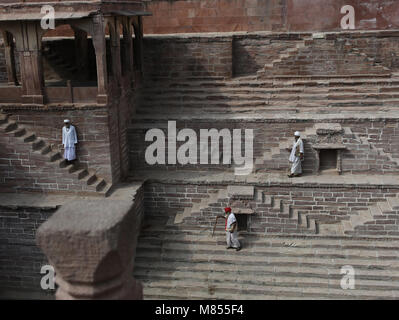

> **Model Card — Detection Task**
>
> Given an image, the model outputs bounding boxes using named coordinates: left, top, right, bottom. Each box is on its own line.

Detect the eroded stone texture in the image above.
left=36, top=199, right=143, bottom=300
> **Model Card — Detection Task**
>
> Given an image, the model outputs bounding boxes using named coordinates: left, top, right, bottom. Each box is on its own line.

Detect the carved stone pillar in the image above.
left=36, top=199, right=143, bottom=300
left=108, top=18, right=122, bottom=85
left=92, top=15, right=108, bottom=104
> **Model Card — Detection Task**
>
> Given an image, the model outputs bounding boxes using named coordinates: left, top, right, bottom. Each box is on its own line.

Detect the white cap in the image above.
left=294, top=131, right=301, bottom=137
left=64, top=119, right=70, bottom=123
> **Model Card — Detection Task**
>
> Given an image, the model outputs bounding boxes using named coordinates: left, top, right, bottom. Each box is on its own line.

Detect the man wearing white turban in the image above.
left=62, top=119, right=78, bottom=164
left=288, top=131, right=304, bottom=178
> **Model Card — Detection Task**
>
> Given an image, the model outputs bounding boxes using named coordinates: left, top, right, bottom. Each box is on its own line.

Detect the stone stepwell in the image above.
left=134, top=208, right=399, bottom=300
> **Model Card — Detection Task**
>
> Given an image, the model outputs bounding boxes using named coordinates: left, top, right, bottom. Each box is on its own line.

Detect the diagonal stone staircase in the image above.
left=341, top=196, right=399, bottom=236
left=257, top=35, right=391, bottom=78
left=256, top=37, right=311, bottom=77
left=0, top=113, right=112, bottom=196
left=134, top=220, right=399, bottom=299
left=174, top=188, right=228, bottom=224
left=344, top=127, right=399, bottom=168
left=256, top=190, right=318, bottom=234
left=254, top=124, right=318, bottom=172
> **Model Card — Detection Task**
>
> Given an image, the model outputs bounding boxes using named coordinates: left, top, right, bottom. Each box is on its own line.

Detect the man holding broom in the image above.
left=224, top=207, right=241, bottom=251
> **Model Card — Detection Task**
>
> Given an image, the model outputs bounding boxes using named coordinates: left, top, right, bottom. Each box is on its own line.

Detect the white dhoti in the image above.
left=62, top=125, right=78, bottom=161
left=225, top=212, right=241, bottom=249
left=290, top=157, right=302, bottom=174
left=64, top=146, right=76, bottom=161
left=289, top=138, right=304, bottom=175
left=226, top=231, right=241, bottom=249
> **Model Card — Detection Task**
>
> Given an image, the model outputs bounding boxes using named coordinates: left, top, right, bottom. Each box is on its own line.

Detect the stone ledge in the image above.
left=128, top=171, right=399, bottom=189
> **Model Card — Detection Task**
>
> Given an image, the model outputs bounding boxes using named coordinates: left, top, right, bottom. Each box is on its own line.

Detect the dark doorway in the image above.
left=236, top=214, right=248, bottom=232
left=319, top=149, right=337, bottom=171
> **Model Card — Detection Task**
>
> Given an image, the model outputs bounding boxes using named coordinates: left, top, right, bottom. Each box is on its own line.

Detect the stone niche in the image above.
left=312, top=123, right=346, bottom=175
left=227, top=186, right=255, bottom=232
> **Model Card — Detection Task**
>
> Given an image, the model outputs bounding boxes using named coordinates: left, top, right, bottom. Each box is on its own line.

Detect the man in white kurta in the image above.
left=62, top=119, right=78, bottom=163
left=224, top=207, right=241, bottom=251
left=288, top=131, right=304, bottom=178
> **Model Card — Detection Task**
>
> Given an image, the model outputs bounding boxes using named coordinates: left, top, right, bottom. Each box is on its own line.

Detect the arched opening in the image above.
left=41, top=24, right=97, bottom=87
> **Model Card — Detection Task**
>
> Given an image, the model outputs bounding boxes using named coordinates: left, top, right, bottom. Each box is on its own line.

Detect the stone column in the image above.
left=108, top=18, right=122, bottom=85
left=92, top=15, right=108, bottom=104
left=132, top=16, right=144, bottom=87
left=36, top=199, right=143, bottom=300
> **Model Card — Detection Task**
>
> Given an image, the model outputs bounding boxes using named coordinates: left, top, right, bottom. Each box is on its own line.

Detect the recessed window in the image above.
left=319, top=149, right=337, bottom=171
left=236, top=214, right=248, bottom=232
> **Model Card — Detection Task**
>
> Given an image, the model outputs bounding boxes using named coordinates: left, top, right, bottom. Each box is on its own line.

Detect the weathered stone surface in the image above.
left=36, top=199, right=143, bottom=300
left=315, top=123, right=343, bottom=135
left=227, top=185, right=255, bottom=199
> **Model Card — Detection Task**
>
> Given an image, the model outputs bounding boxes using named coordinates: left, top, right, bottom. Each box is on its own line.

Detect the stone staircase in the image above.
left=257, top=37, right=311, bottom=77
left=257, top=35, right=390, bottom=78
left=341, top=196, right=399, bottom=236
left=344, top=127, right=399, bottom=168
left=136, top=76, right=399, bottom=117
left=0, top=113, right=112, bottom=196
left=256, top=189, right=319, bottom=234
left=174, top=188, right=228, bottom=224
left=173, top=186, right=319, bottom=234
left=254, top=124, right=318, bottom=172
left=134, top=222, right=399, bottom=299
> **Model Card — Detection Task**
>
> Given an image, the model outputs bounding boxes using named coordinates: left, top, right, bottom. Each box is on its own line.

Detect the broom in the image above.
left=212, top=215, right=226, bottom=237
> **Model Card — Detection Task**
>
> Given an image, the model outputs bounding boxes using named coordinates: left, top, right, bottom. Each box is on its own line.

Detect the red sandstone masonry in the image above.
left=0, top=206, right=55, bottom=297
left=141, top=32, right=399, bottom=83
left=143, top=36, right=233, bottom=80
left=5, top=109, right=114, bottom=183
left=142, top=0, right=399, bottom=34
left=144, top=183, right=399, bottom=236
left=129, top=119, right=399, bottom=175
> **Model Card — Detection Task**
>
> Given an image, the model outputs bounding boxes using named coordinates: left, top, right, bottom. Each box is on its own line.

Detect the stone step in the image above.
left=136, top=240, right=398, bottom=261
left=143, top=78, right=399, bottom=89
left=1, top=121, right=17, bottom=132
left=137, top=226, right=399, bottom=248
left=137, top=277, right=399, bottom=300
left=134, top=267, right=399, bottom=292
left=137, top=101, right=399, bottom=112
left=134, top=251, right=399, bottom=278
left=142, top=91, right=399, bottom=99
left=134, top=246, right=399, bottom=269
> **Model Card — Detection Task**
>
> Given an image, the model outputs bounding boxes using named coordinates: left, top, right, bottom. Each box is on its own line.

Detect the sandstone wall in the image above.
left=129, top=119, right=399, bottom=175
left=142, top=0, right=399, bottom=34
left=144, top=182, right=399, bottom=237
left=143, top=35, right=233, bottom=80
left=0, top=108, right=116, bottom=193
left=0, top=206, right=55, bottom=299
left=142, top=32, right=399, bottom=80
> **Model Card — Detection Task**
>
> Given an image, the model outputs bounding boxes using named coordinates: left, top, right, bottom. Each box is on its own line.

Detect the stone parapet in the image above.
left=36, top=194, right=144, bottom=300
